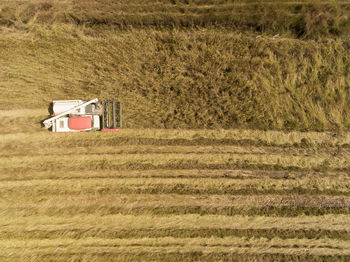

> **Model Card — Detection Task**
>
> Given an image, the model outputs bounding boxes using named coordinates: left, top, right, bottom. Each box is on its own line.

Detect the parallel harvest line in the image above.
left=1, top=145, right=334, bottom=157
left=2, top=227, right=350, bottom=241
left=1, top=237, right=350, bottom=255
left=2, top=194, right=350, bottom=216
left=2, top=128, right=350, bottom=147
left=1, top=214, right=348, bottom=231
left=3, top=252, right=348, bottom=262
left=1, top=169, right=348, bottom=182
left=1, top=153, right=350, bottom=173
left=0, top=177, right=349, bottom=196
left=3, top=204, right=350, bottom=217
left=3, top=194, right=349, bottom=208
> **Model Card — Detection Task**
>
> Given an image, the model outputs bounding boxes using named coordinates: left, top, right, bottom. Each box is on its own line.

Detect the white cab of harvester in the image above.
left=53, top=117, right=70, bottom=132
left=43, top=98, right=122, bottom=132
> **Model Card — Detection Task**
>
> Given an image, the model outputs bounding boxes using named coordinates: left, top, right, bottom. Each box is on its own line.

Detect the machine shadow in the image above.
left=39, top=102, right=53, bottom=129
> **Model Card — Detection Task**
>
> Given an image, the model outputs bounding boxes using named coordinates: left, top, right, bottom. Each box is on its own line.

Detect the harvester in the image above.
left=43, top=98, right=122, bottom=132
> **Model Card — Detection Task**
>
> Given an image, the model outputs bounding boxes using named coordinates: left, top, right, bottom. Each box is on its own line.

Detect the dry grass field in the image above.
left=1, top=1, right=350, bottom=131
left=1, top=0, right=350, bottom=261
left=1, top=110, right=350, bottom=261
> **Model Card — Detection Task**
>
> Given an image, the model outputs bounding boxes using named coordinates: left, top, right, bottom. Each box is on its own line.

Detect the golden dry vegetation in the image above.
left=1, top=0, right=350, bottom=261
left=1, top=111, right=350, bottom=261
left=1, top=1, right=350, bottom=130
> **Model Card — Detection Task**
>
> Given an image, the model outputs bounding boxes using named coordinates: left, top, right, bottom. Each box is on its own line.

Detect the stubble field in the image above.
left=1, top=110, right=350, bottom=261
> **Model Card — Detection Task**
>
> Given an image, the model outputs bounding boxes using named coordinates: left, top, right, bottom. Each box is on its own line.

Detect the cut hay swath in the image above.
left=0, top=110, right=350, bottom=261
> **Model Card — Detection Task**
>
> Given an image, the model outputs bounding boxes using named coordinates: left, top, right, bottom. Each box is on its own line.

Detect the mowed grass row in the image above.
left=0, top=110, right=46, bottom=134
left=0, top=175, right=349, bottom=196
left=1, top=126, right=350, bottom=218
left=2, top=237, right=350, bottom=262
left=1, top=214, right=349, bottom=240
left=2, top=121, right=350, bottom=260
left=3, top=132, right=349, bottom=150
left=0, top=144, right=339, bottom=157
left=1, top=169, right=347, bottom=182
left=2, top=252, right=349, bottom=262
left=2, top=194, right=350, bottom=217
left=2, top=152, right=350, bottom=173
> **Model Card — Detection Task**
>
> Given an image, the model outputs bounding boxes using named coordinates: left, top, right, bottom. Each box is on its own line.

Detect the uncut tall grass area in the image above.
left=1, top=0, right=350, bottom=130
left=1, top=0, right=350, bottom=261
